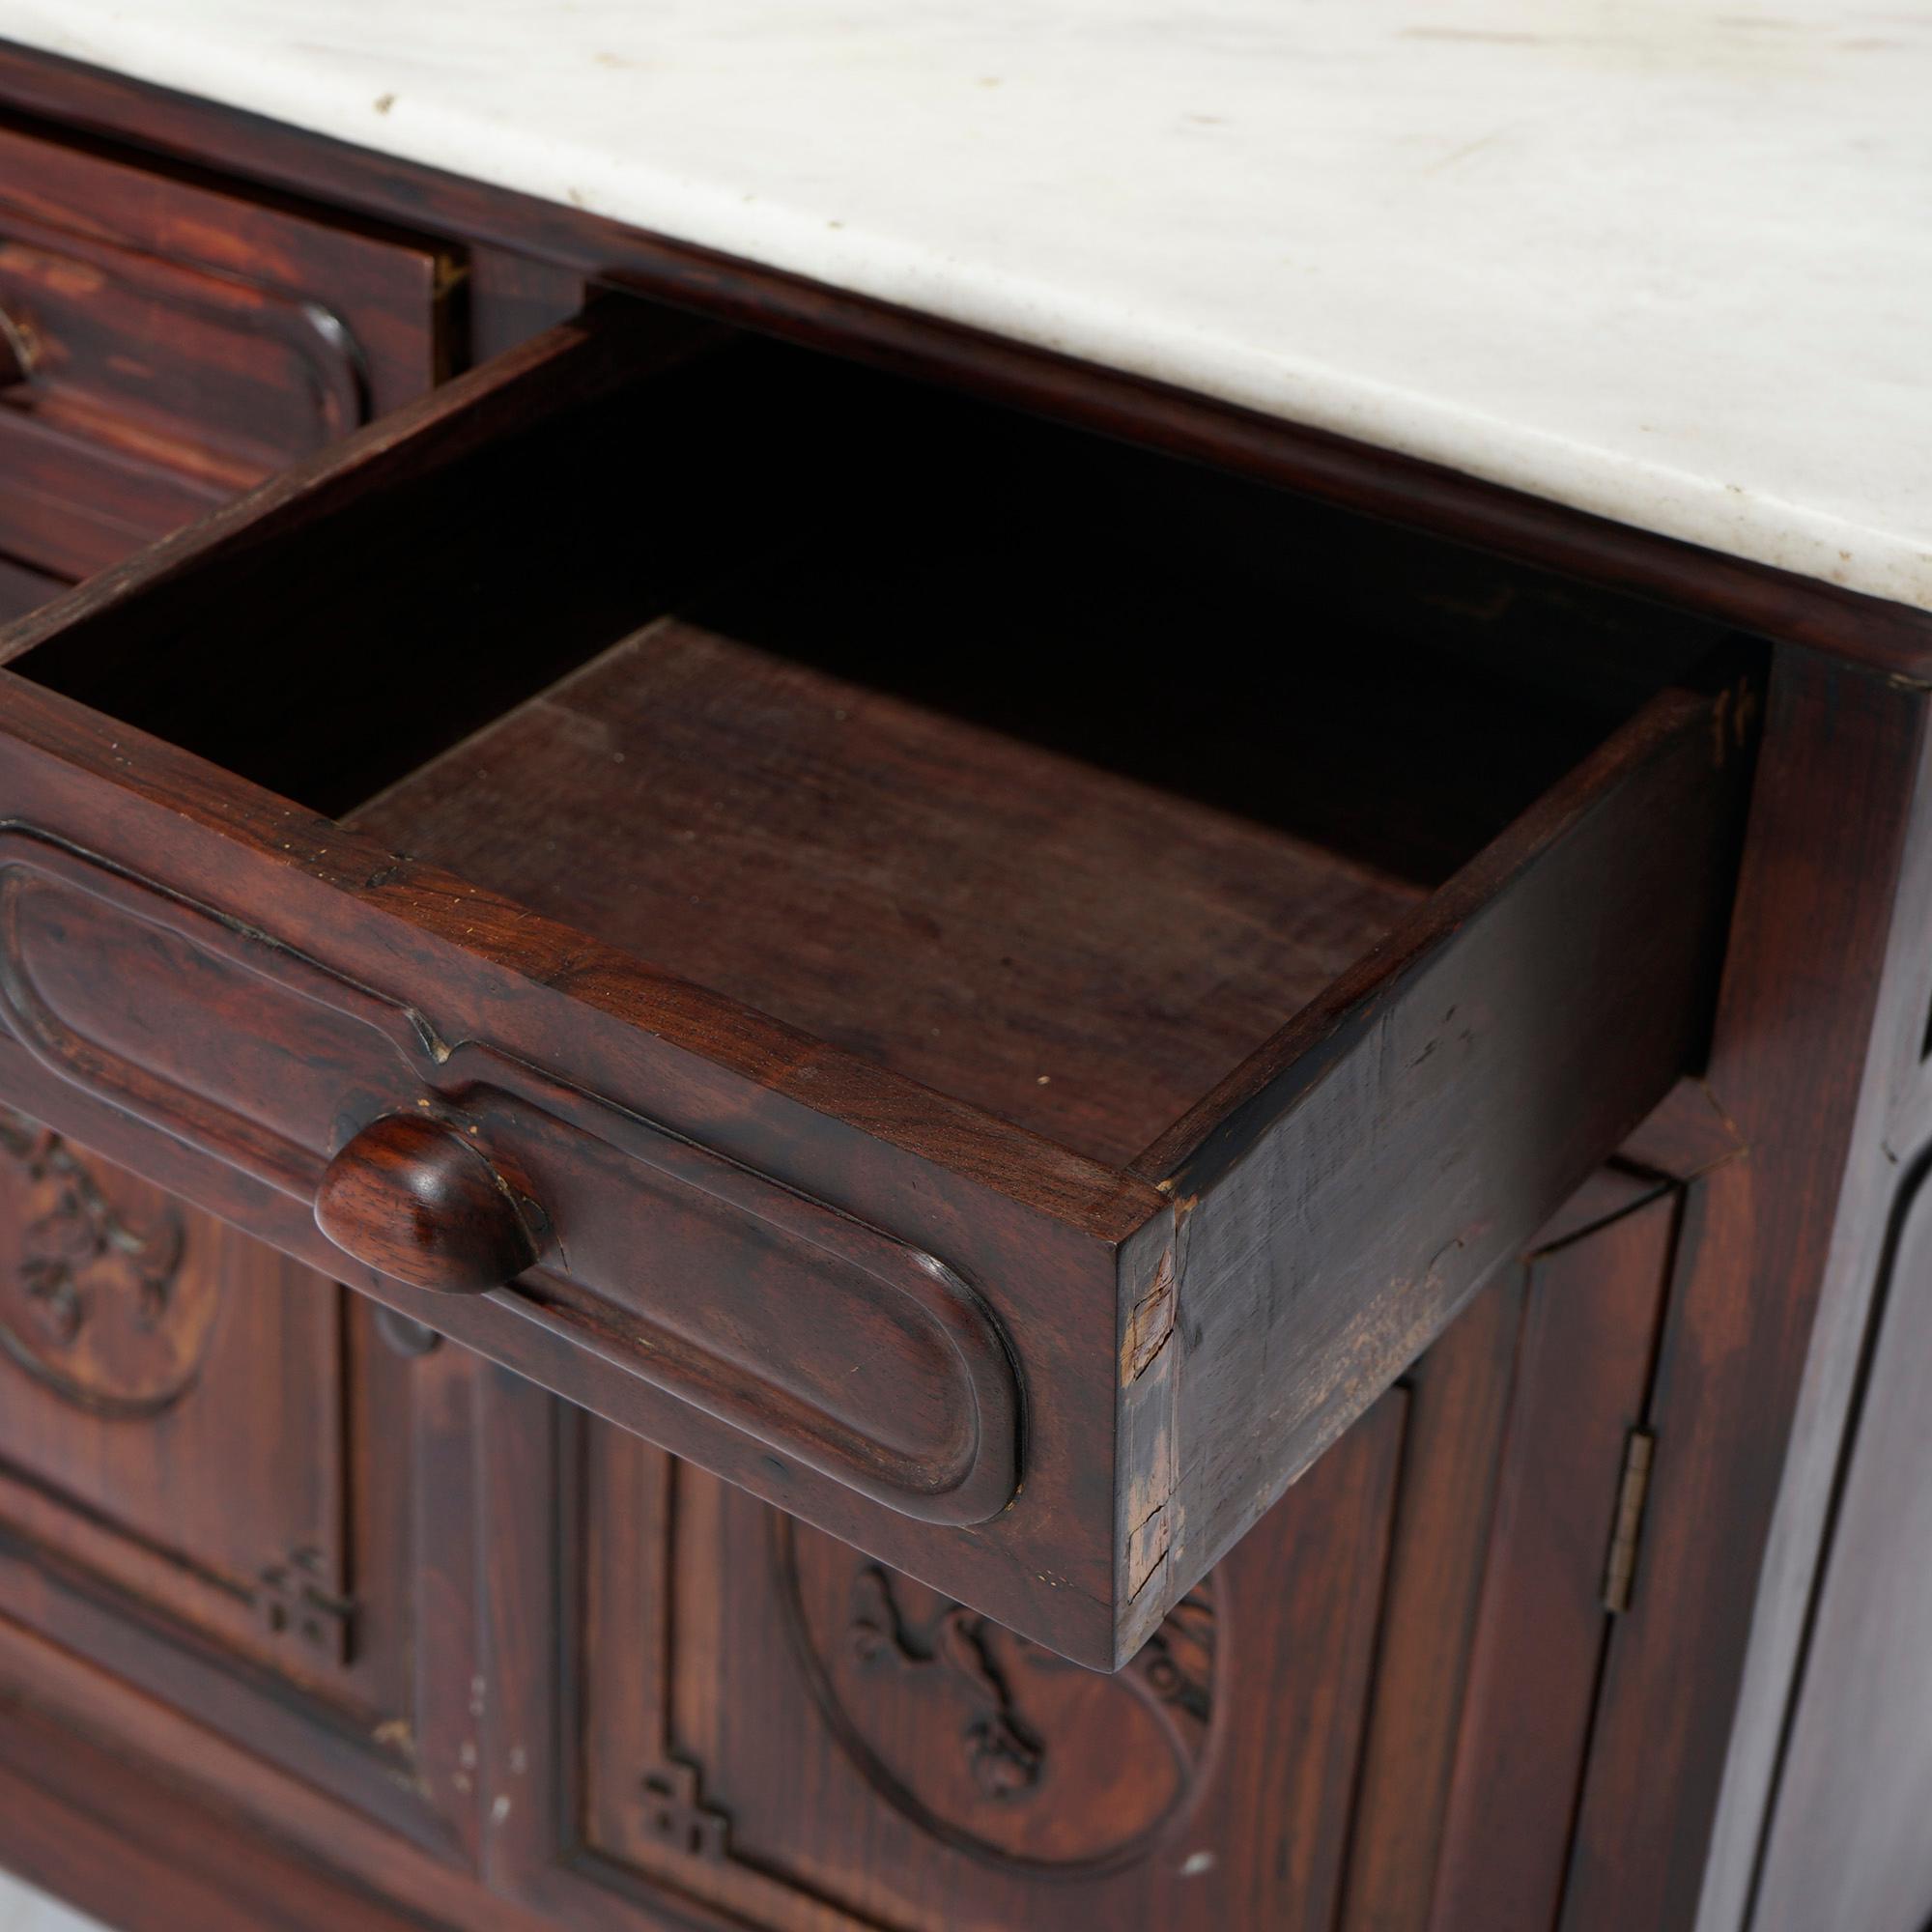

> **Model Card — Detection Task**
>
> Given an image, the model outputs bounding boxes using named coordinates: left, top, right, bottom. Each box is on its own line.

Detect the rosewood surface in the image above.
left=0, top=41, right=1919, bottom=1932
left=0, top=116, right=449, bottom=581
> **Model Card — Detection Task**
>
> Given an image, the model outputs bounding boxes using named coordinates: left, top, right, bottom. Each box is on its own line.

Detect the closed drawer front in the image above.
left=0, top=298, right=1753, bottom=1668
left=0, top=125, right=448, bottom=583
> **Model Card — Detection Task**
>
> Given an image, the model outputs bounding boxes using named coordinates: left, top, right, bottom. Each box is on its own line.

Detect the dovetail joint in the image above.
left=1127, top=1502, right=1172, bottom=1603
left=1123, top=1251, right=1177, bottom=1384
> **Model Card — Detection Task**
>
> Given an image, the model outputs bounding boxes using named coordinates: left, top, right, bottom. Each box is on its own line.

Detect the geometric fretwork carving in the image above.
left=255, top=1546, right=356, bottom=1666
left=639, top=1759, right=729, bottom=1861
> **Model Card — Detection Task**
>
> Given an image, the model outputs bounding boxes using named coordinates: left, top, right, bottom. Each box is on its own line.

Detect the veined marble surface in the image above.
left=1, top=2, right=1927, bottom=609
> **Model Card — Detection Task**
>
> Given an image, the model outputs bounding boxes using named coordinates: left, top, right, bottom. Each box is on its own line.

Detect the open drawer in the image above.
left=0, top=299, right=1751, bottom=1668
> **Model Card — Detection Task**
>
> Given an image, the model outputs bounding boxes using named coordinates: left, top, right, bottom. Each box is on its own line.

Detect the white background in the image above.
left=0, top=1872, right=105, bottom=1932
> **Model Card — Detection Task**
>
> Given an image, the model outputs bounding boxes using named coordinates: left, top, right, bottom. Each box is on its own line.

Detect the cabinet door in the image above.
left=481, top=1389, right=1396, bottom=1932
left=1346, top=1175, right=1681, bottom=1931
left=471, top=1159, right=1685, bottom=1932
left=0, top=1104, right=485, bottom=1860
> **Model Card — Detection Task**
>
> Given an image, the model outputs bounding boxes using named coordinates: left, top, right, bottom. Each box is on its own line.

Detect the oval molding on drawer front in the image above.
left=0, top=827, right=1021, bottom=1524
left=0, top=215, right=369, bottom=479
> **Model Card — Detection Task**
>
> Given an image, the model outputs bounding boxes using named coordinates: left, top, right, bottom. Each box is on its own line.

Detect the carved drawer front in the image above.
left=0, top=298, right=1752, bottom=1669
left=0, top=1104, right=490, bottom=1856
left=0, top=124, right=448, bottom=589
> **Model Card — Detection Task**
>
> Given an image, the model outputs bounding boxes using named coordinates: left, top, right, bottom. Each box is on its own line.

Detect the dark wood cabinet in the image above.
left=0, top=1107, right=491, bottom=1862
left=0, top=43, right=1926, bottom=1932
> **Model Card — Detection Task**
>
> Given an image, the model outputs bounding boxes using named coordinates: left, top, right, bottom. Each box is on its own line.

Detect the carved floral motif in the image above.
left=0, top=1104, right=213, bottom=1417
left=848, top=1565, right=1045, bottom=1800
left=775, top=1519, right=1218, bottom=1875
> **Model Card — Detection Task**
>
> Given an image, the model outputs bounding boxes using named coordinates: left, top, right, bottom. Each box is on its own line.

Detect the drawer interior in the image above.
left=348, top=617, right=1418, bottom=1170
left=7, top=307, right=1726, bottom=1172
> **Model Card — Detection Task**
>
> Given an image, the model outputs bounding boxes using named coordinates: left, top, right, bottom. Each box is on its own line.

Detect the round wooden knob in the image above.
left=0, top=308, right=34, bottom=388
left=315, top=1112, right=541, bottom=1295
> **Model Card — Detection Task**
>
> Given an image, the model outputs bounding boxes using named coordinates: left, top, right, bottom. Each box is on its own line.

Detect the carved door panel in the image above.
left=481, top=1371, right=1401, bottom=1932
left=607, top=1437, right=1401, bottom=1932
left=0, top=1105, right=486, bottom=1861
left=480, top=1154, right=1689, bottom=1932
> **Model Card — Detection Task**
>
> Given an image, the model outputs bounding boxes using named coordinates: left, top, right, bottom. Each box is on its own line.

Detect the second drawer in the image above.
left=0, top=123, right=449, bottom=583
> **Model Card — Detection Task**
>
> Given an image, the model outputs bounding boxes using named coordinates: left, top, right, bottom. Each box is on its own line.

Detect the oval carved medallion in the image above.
left=0, top=1106, right=211, bottom=1417
left=772, top=1515, right=1217, bottom=1876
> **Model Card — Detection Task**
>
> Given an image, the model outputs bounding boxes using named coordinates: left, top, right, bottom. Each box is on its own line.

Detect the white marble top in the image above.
left=3, top=2, right=1928, bottom=611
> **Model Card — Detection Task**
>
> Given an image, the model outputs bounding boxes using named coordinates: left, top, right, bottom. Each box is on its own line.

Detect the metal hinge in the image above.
left=1601, top=1428, right=1656, bottom=1615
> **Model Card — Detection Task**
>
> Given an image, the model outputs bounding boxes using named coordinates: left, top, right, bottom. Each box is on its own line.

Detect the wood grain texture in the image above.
left=0, top=1155, right=1695, bottom=1932
left=450, top=1157, right=1685, bottom=1932
left=1693, top=699, right=1932, bottom=1932
left=1119, top=671, right=1752, bottom=1655
left=0, top=298, right=715, bottom=674
left=1428, top=1192, right=1677, bottom=1930
left=1336, top=1271, right=1528, bottom=1932
left=348, top=615, right=1422, bottom=1170
left=1749, top=1155, right=1932, bottom=1932
left=13, top=309, right=1660, bottom=866
left=0, top=119, right=450, bottom=578
left=1565, top=656, right=1928, bottom=1932
left=1335, top=1164, right=1673, bottom=1932
left=0, top=668, right=1140, bottom=1658
left=491, top=1384, right=1401, bottom=1932
left=0, top=1564, right=578, bottom=1932
left=0, top=1154, right=352, bottom=1681
left=0, top=1697, right=441, bottom=1932
left=0, top=1606, right=549, bottom=1932
left=0, top=554, right=63, bottom=624
left=1701, top=687, right=1932, bottom=1932
left=0, top=1123, right=495, bottom=1861
left=315, top=1111, right=543, bottom=1295
left=0, top=308, right=1157, bottom=1653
